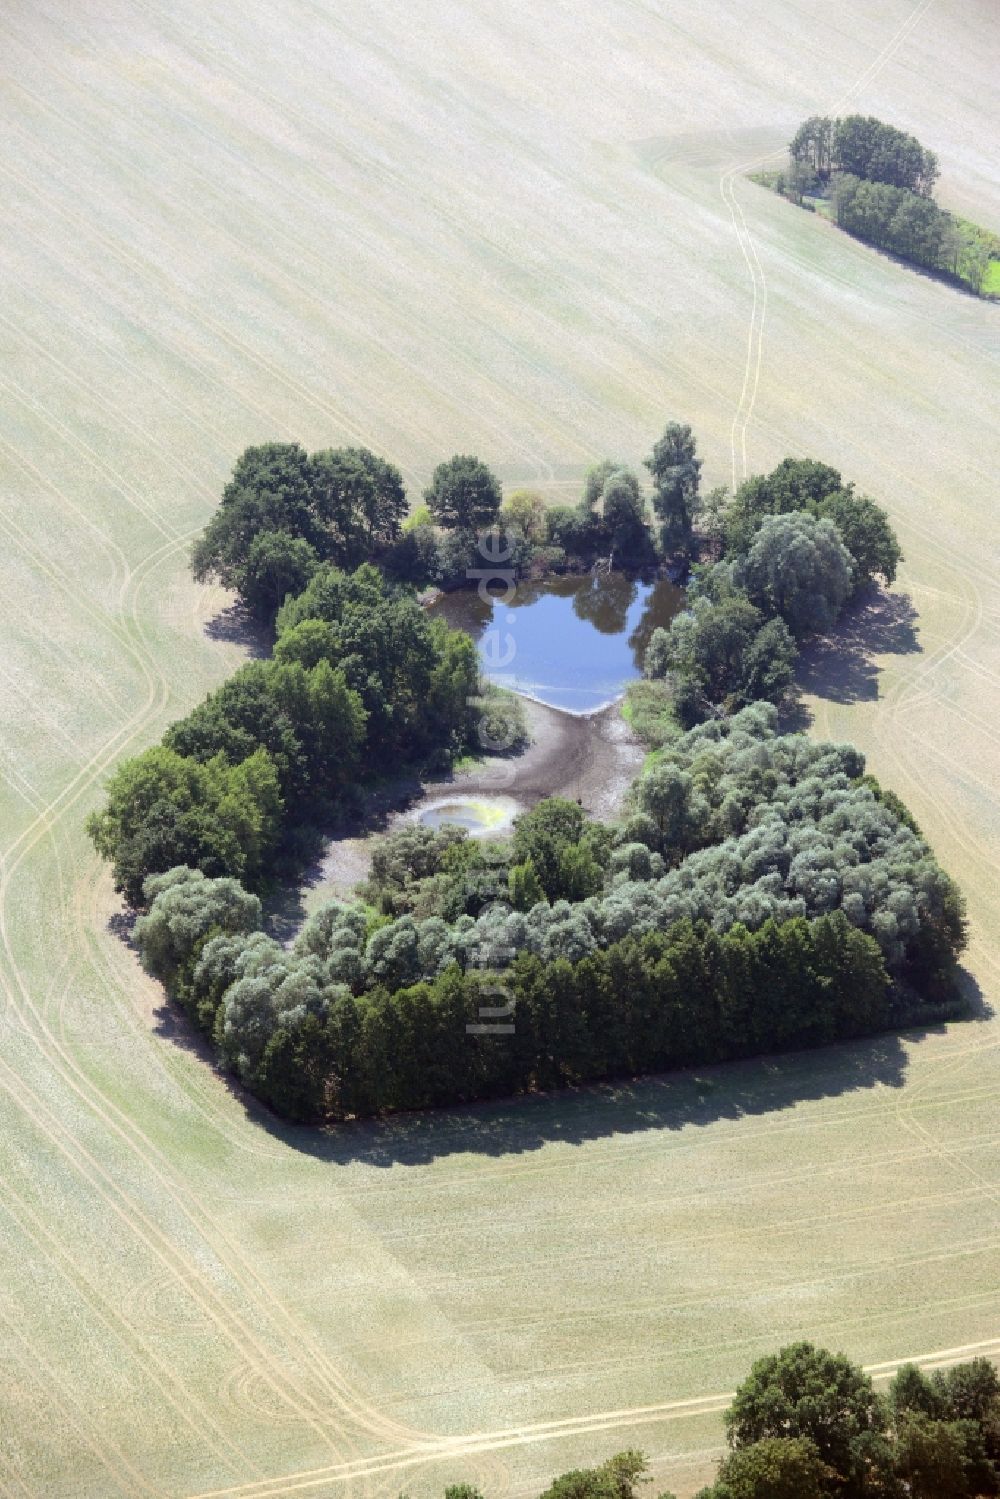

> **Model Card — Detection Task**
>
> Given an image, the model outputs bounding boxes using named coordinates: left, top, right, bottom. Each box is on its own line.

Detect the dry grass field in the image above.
left=2, top=1, right=1000, bottom=1494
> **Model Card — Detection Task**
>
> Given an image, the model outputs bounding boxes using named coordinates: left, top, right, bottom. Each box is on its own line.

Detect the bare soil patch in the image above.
left=310, top=696, right=643, bottom=903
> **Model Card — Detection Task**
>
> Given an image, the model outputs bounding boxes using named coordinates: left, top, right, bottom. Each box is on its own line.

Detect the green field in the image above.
left=2, top=1, right=1000, bottom=1495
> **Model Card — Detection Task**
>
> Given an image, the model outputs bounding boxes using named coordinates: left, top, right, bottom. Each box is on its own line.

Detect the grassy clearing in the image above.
left=1, top=2, right=1000, bottom=1496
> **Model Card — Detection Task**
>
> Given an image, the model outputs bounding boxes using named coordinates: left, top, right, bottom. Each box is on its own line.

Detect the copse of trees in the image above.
left=644, top=591, right=797, bottom=725
left=89, top=563, right=480, bottom=904
left=790, top=114, right=938, bottom=195
left=646, top=456, right=902, bottom=725
left=132, top=704, right=965, bottom=1122
left=139, top=880, right=894, bottom=1120
left=834, top=174, right=956, bottom=273
left=407, top=1348, right=1000, bottom=1499
left=198, top=423, right=709, bottom=599
left=191, top=442, right=409, bottom=623
left=781, top=114, right=1000, bottom=295
left=696, top=1342, right=1000, bottom=1499
left=721, top=457, right=901, bottom=589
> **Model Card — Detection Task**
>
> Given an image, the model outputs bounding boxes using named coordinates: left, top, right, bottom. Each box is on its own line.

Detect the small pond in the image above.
left=416, top=795, right=520, bottom=836
left=429, top=572, right=684, bottom=713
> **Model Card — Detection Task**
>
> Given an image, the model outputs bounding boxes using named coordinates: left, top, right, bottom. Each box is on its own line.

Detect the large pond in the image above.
left=429, top=572, right=685, bottom=714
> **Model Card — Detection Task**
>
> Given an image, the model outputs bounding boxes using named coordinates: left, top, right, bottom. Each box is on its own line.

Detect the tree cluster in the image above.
left=784, top=114, right=999, bottom=293
left=191, top=443, right=409, bottom=623
left=790, top=115, right=938, bottom=196
left=645, top=457, right=902, bottom=724
left=133, top=704, right=964, bottom=1122
left=391, top=1347, right=1000, bottom=1499
left=138, top=869, right=892, bottom=1120
left=697, top=1342, right=1000, bottom=1499
left=88, top=564, right=479, bottom=903
left=835, top=174, right=957, bottom=274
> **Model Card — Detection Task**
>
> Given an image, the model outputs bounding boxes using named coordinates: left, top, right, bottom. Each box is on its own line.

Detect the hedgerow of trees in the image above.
left=778, top=114, right=1000, bottom=294
left=191, top=433, right=707, bottom=633
left=382, top=1345, right=1000, bottom=1499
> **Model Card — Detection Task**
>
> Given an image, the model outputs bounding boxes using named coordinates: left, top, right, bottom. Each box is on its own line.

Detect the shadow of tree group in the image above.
left=784, top=585, right=920, bottom=729
left=203, top=602, right=271, bottom=659
left=253, top=1018, right=972, bottom=1169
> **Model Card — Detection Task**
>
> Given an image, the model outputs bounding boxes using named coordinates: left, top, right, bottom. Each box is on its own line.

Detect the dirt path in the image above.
left=310, top=697, right=644, bottom=903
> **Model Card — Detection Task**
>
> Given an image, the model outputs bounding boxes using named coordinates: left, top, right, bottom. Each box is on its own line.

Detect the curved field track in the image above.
left=1, top=1, right=999, bottom=1495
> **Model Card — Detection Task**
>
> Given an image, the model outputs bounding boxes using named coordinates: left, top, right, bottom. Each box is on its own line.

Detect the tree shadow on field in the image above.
left=252, top=1006, right=984, bottom=1169
left=204, top=603, right=271, bottom=659
left=783, top=585, right=920, bottom=728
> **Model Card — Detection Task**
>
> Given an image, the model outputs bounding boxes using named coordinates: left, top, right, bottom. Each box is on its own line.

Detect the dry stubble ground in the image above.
left=1, top=1, right=999, bottom=1495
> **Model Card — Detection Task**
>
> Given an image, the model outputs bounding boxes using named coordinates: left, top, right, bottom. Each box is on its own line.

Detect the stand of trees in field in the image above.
left=131, top=704, right=965, bottom=1122
left=642, top=454, right=902, bottom=726
left=87, top=559, right=501, bottom=904
left=429, top=1346, right=1000, bottom=1499
left=757, top=114, right=1000, bottom=295
left=89, top=422, right=707, bottom=906
left=91, top=426, right=966, bottom=1125
left=187, top=431, right=712, bottom=635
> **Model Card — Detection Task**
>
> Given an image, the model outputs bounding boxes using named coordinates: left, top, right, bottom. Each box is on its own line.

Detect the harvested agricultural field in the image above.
left=1, top=1, right=999, bottom=1495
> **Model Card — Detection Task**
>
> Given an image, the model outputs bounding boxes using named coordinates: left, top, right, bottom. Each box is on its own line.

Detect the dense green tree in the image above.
left=581, top=460, right=622, bottom=512
left=725, top=1342, right=892, bottom=1498
left=894, top=1414, right=979, bottom=1499
left=132, top=867, right=262, bottom=989
left=556, top=842, right=604, bottom=901
left=834, top=175, right=952, bottom=270
left=537, top=1451, right=651, bottom=1499
left=832, top=114, right=938, bottom=195
left=509, top=857, right=545, bottom=911
left=645, top=593, right=797, bottom=724
left=238, top=530, right=320, bottom=622
left=545, top=503, right=605, bottom=560
left=434, top=527, right=480, bottom=587
left=634, top=761, right=702, bottom=854
left=744, top=511, right=854, bottom=635
left=502, top=488, right=548, bottom=541
left=308, top=447, right=373, bottom=564
left=645, top=422, right=702, bottom=555
left=276, top=563, right=476, bottom=760
left=722, top=457, right=843, bottom=555
left=343, top=446, right=408, bottom=549
left=708, top=1436, right=832, bottom=1499
left=790, top=116, right=833, bottom=178
left=600, top=469, right=653, bottom=567
left=165, top=655, right=365, bottom=812
left=815, top=489, right=902, bottom=589
left=425, top=454, right=502, bottom=532
left=511, top=798, right=588, bottom=898
left=890, top=1365, right=945, bottom=1421
left=191, top=443, right=320, bottom=599
left=383, top=520, right=442, bottom=583
left=190, top=443, right=408, bottom=623
left=87, top=745, right=282, bottom=904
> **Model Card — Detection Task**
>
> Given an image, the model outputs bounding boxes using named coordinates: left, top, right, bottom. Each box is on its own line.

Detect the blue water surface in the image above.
left=430, top=573, right=684, bottom=714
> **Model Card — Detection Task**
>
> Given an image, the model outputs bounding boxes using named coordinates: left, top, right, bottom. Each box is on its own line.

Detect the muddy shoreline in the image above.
left=309, top=695, right=644, bottom=904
